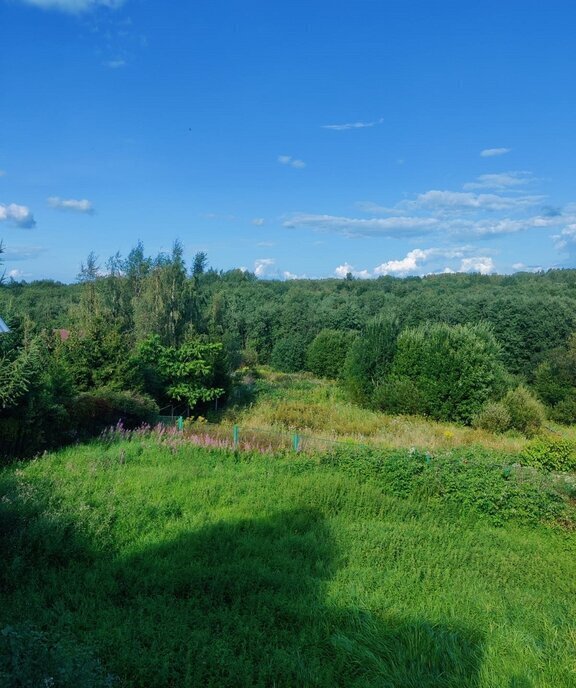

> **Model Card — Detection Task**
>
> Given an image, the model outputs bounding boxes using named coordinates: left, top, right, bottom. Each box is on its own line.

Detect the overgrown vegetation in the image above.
left=4, top=243, right=576, bottom=458
left=1, top=439, right=575, bottom=687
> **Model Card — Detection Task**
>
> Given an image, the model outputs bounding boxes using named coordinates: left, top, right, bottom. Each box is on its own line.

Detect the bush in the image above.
left=472, top=402, right=511, bottom=433
left=549, top=392, right=576, bottom=425
left=390, top=322, right=508, bottom=424
left=521, top=436, right=576, bottom=472
left=306, top=329, right=357, bottom=379
left=342, top=316, right=399, bottom=406
left=372, top=375, right=426, bottom=416
left=270, top=335, right=308, bottom=373
left=501, top=386, right=545, bottom=437
left=320, top=445, right=568, bottom=526
left=73, top=389, right=159, bottom=437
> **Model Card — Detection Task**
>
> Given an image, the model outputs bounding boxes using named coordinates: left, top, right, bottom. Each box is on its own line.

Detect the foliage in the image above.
left=501, top=385, right=545, bottom=437
left=342, top=316, right=399, bottom=405
left=471, top=401, right=511, bottom=434
left=521, top=435, right=576, bottom=472
left=1, top=441, right=575, bottom=686
left=73, top=389, right=159, bottom=436
left=137, top=334, right=227, bottom=410
left=270, top=334, right=309, bottom=373
left=389, top=322, right=508, bottom=423
left=306, top=329, right=357, bottom=379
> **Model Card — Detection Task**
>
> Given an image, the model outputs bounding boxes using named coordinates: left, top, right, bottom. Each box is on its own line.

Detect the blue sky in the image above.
left=2, top=0, right=576, bottom=282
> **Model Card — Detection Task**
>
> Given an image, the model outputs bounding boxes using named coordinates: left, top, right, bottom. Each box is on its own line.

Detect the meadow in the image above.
left=1, top=430, right=575, bottom=687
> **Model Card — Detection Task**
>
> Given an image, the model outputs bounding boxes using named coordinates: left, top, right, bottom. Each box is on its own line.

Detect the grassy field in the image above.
left=219, top=368, right=542, bottom=453
left=1, top=436, right=575, bottom=687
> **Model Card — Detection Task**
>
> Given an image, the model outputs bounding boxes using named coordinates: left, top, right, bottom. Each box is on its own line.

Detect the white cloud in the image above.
left=322, top=117, right=383, bottom=131
left=0, top=203, right=36, bottom=229
left=282, top=270, right=307, bottom=280
left=0, top=170, right=6, bottom=177
left=334, top=263, right=370, bottom=279
left=278, top=155, right=306, bottom=169
left=463, top=171, right=534, bottom=191
left=17, top=0, right=125, bottom=12
left=413, top=190, right=542, bottom=212
left=48, top=196, right=94, bottom=214
left=374, top=249, right=430, bottom=276
left=7, top=269, right=31, bottom=280
left=459, top=257, right=495, bottom=274
left=480, top=147, right=511, bottom=157
left=252, top=218, right=265, bottom=226
left=256, top=241, right=275, bottom=247
left=284, top=213, right=438, bottom=238
left=512, top=262, right=543, bottom=273
left=254, top=258, right=275, bottom=278
left=103, top=59, right=127, bottom=69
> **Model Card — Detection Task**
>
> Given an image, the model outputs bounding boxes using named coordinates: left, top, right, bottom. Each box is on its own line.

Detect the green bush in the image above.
left=390, top=322, right=508, bottom=424
left=501, top=386, right=545, bottom=437
left=372, top=375, right=426, bottom=415
left=270, top=335, right=308, bottom=373
left=73, top=389, right=159, bottom=436
left=320, top=445, right=567, bottom=526
left=306, top=329, right=357, bottom=379
left=521, top=436, right=576, bottom=472
left=550, top=392, right=576, bottom=425
left=472, top=401, right=511, bottom=433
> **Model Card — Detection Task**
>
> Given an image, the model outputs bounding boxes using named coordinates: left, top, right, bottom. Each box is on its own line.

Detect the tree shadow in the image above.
left=1, top=481, right=487, bottom=687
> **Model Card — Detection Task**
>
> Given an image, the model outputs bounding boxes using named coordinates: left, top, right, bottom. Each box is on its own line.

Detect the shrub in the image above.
left=390, top=322, right=508, bottom=424
left=501, top=386, right=545, bottom=437
left=270, top=335, right=308, bottom=373
left=550, top=392, right=576, bottom=425
left=342, top=316, right=399, bottom=406
left=472, top=402, right=511, bottom=433
left=372, top=375, right=426, bottom=416
left=306, top=329, right=357, bottom=379
left=521, top=436, right=576, bottom=472
left=73, top=389, right=159, bottom=437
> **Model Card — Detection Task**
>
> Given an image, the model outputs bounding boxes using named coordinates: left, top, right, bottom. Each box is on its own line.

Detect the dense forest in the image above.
left=2, top=240, right=576, bottom=459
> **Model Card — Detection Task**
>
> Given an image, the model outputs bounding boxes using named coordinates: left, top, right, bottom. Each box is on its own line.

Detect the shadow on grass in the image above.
left=1, top=475, right=488, bottom=687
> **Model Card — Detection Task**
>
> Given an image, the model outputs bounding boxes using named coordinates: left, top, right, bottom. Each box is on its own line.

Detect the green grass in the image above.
left=222, top=368, right=532, bottom=454
left=1, top=438, right=575, bottom=687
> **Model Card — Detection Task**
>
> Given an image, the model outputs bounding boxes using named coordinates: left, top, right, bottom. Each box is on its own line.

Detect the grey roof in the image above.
left=0, top=316, right=10, bottom=334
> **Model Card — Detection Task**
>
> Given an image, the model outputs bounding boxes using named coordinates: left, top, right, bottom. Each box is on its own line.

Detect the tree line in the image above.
left=2, top=240, right=576, bottom=458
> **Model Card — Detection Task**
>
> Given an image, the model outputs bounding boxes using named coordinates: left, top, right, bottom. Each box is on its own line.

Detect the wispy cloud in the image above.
left=0, top=170, right=6, bottom=177
left=480, top=147, right=511, bottom=158
left=278, top=155, right=306, bottom=169
left=412, top=190, right=543, bottom=212
left=48, top=197, right=94, bottom=214
left=0, top=203, right=36, bottom=229
left=103, top=59, right=127, bottom=69
left=17, top=0, right=125, bottom=12
left=252, top=218, right=265, bottom=226
left=463, top=171, right=534, bottom=191
left=322, top=117, right=383, bottom=131
left=284, top=213, right=438, bottom=238
left=355, top=201, right=402, bottom=215
left=256, top=241, right=275, bottom=247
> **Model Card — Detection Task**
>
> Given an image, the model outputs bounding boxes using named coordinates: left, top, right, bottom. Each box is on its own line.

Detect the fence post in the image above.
left=177, top=416, right=184, bottom=432
left=233, top=425, right=240, bottom=448
left=292, top=433, right=300, bottom=452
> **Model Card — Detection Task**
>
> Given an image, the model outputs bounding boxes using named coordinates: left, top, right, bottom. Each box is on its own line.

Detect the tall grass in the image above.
left=1, top=439, right=576, bottom=686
